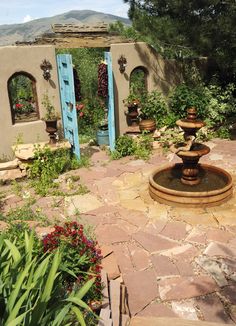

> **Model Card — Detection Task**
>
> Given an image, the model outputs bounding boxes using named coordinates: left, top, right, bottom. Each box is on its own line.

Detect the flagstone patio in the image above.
left=1, top=138, right=236, bottom=324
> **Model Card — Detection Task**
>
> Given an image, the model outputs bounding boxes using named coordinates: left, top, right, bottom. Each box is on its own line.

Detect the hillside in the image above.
left=0, top=10, right=130, bottom=46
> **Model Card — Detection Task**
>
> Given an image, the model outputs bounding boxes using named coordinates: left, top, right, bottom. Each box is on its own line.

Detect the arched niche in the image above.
left=8, top=72, right=39, bottom=124
left=129, top=66, right=148, bottom=96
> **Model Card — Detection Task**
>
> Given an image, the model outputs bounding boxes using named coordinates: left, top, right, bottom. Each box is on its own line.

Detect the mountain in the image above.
left=0, top=10, right=130, bottom=46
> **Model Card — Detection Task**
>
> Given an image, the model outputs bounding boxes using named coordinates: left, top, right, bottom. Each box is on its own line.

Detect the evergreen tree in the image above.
left=124, top=0, right=236, bottom=82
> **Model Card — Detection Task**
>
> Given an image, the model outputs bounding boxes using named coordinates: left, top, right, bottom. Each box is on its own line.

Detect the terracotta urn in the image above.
left=139, top=119, right=156, bottom=132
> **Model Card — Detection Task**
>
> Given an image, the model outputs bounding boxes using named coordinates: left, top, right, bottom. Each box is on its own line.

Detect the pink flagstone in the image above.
left=158, top=275, right=219, bottom=301
left=123, top=269, right=159, bottom=315
left=133, top=231, right=178, bottom=254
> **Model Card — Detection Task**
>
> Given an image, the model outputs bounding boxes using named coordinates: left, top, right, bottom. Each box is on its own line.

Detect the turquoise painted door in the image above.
left=105, top=52, right=116, bottom=151
left=57, top=54, right=80, bottom=159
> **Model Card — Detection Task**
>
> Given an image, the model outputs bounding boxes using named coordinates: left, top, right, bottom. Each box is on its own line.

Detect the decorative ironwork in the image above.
left=118, top=55, right=127, bottom=73
left=40, top=59, right=52, bottom=80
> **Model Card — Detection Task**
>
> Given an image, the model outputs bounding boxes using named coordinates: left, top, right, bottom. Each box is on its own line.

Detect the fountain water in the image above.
left=149, top=108, right=233, bottom=207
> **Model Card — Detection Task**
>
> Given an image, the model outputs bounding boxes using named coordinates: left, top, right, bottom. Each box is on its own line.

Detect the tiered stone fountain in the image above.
left=149, top=108, right=233, bottom=207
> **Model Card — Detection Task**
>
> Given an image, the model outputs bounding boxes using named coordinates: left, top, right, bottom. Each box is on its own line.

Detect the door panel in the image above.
left=105, top=52, right=116, bottom=151
left=57, top=54, right=80, bottom=159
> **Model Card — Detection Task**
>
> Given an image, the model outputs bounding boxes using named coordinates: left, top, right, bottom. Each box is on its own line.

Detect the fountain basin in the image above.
left=174, top=143, right=210, bottom=159
left=149, top=163, right=233, bottom=207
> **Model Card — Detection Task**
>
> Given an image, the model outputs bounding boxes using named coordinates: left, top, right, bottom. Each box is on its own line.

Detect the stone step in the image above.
left=129, top=317, right=231, bottom=326
left=0, top=158, right=19, bottom=171
left=0, top=168, right=26, bottom=182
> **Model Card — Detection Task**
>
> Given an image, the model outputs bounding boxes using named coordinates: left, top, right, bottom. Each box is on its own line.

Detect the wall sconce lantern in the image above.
left=118, top=55, right=127, bottom=73
left=40, top=59, right=52, bottom=80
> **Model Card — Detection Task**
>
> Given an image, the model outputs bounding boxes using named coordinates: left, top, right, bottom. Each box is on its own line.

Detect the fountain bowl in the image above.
left=149, top=163, right=233, bottom=207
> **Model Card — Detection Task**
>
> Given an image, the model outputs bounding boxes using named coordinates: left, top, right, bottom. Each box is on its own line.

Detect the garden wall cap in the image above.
left=13, top=141, right=71, bottom=161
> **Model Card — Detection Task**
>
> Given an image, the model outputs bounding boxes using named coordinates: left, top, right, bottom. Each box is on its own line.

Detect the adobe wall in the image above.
left=0, top=45, right=61, bottom=159
left=110, top=42, right=183, bottom=135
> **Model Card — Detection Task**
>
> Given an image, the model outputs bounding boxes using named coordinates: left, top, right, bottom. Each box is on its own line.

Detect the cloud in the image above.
left=23, top=14, right=33, bottom=23
left=114, top=7, right=129, bottom=18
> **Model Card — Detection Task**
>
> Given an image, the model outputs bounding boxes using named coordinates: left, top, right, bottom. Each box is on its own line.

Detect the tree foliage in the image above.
left=124, top=0, right=236, bottom=82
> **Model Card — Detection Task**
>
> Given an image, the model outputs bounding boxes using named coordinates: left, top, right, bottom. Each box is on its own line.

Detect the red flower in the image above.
left=76, top=103, right=84, bottom=111
left=15, top=103, right=23, bottom=109
left=79, top=112, right=84, bottom=117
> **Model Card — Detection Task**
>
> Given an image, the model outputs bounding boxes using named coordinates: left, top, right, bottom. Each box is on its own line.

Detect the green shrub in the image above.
left=111, top=134, right=153, bottom=160
left=169, top=83, right=209, bottom=119
left=215, top=126, right=230, bottom=139
left=112, top=135, right=136, bottom=159
left=140, top=90, right=168, bottom=125
left=134, top=133, right=153, bottom=160
left=77, top=97, right=106, bottom=136
left=167, top=82, right=236, bottom=139
left=159, top=111, right=178, bottom=128
left=0, top=230, right=96, bottom=325
left=3, top=204, right=48, bottom=224
left=2, top=222, right=42, bottom=255
left=28, top=146, right=90, bottom=196
left=204, top=83, right=236, bottom=127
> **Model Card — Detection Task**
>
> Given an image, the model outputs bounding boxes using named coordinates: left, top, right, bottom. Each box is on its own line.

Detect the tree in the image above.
left=124, top=0, right=236, bottom=82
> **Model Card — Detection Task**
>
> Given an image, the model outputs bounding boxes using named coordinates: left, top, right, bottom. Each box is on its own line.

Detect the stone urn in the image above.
left=126, top=104, right=139, bottom=126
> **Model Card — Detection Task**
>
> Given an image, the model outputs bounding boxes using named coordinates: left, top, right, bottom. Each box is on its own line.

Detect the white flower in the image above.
left=22, top=191, right=30, bottom=199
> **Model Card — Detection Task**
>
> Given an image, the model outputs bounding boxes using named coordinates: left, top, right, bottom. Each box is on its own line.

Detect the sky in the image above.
left=0, top=0, right=129, bottom=25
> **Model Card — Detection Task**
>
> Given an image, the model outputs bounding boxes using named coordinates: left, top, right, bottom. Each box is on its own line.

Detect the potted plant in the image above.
left=139, top=90, right=167, bottom=132
left=123, top=93, right=140, bottom=126
left=96, top=119, right=109, bottom=146
left=42, top=92, right=59, bottom=144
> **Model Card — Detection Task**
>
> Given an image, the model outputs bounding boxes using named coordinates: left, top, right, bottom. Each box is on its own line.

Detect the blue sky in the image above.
left=0, top=0, right=129, bottom=25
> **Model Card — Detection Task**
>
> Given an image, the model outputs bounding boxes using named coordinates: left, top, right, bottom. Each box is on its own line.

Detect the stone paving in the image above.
left=1, top=138, right=236, bottom=324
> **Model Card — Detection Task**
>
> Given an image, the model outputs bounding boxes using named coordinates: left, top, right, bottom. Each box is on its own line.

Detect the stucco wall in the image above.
left=0, top=45, right=61, bottom=159
left=110, top=42, right=183, bottom=135
left=0, top=42, right=184, bottom=158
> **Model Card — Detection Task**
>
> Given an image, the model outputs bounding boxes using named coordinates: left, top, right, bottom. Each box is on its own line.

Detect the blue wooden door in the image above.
left=57, top=54, right=80, bottom=159
left=105, top=52, right=116, bottom=151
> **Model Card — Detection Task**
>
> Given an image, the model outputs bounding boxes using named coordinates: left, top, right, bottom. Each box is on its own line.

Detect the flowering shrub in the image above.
left=0, top=225, right=96, bottom=325
left=14, top=100, right=35, bottom=115
left=76, top=103, right=85, bottom=117
left=15, top=103, right=24, bottom=111
left=76, top=98, right=106, bottom=136
left=43, top=221, right=102, bottom=301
